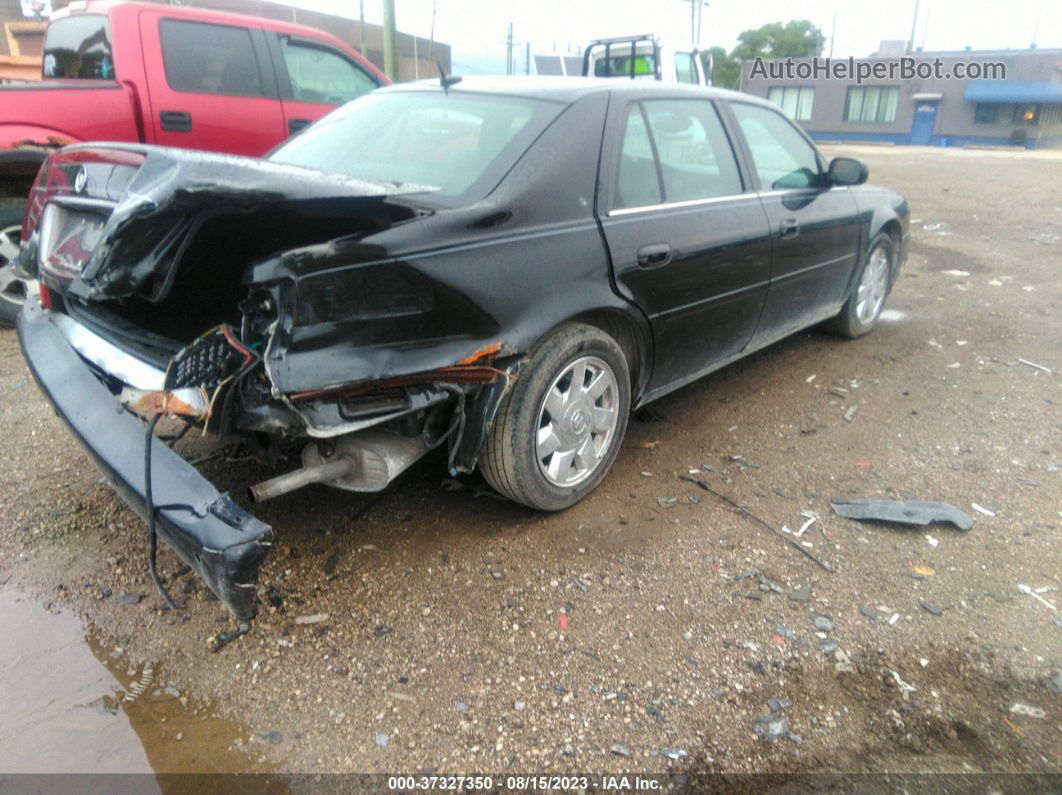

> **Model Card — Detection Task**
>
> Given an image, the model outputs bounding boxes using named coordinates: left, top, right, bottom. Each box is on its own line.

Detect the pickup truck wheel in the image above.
left=0, top=199, right=30, bottom=327
left=826, top=232, right=895, bottom=339
left=481, top=323, right=630, bottom=511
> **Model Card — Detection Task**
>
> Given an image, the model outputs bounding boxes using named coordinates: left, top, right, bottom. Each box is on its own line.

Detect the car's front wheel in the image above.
left=481, top=323, right=630, bottom=511
left=0, top=198, right=31, bottom=327
left=827, top=232, right=895, bottom=339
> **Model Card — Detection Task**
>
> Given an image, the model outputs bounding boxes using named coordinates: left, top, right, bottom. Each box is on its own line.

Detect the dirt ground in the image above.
left=0, top=145, right=1059, bottom=785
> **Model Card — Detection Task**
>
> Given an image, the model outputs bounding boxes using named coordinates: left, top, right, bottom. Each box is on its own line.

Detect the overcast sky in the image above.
left=276, top=0, right=1059, bottom=65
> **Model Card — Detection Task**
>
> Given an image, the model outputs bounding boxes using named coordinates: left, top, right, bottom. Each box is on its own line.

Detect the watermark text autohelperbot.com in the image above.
left=749, top=56, right=1006, bottom=84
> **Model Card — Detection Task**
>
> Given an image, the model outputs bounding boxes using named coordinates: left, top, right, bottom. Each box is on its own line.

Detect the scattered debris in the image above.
left=888, top=612, right=901, bottom=625
left=116, top=592, right=144, bottom=606
left=682, top=476, right=834, bottom=572
left=1017, top=584, right=1057, bottom=612
left=1016, top=358, right=1053, bottom=374
left=1009, top=703, right=1046, bottom=719
left=843, top=406, right=858, bottom=423
left=122, top=662, right=154, bottom=704
left=752, top=710, right=800, bottom=744
left=789, top=584, right=812, bottom=602
left=375, top=733, right=389, bottom=748
left=211, top=622, right=249, bottom=653
left=830, top=498, right=973, bottom=530
left=859, top=605, right=885, bottom=623
left=261, top=730, right=283, bottom=745
left=919, top=600, right=944, bottom=617
left=926, top=535, right=940, bottom=548
left=455, top=701, right=469, bottom=713
left=571, top=576, right=589, bottom=593
left=610, top=743, right=632, bottom=757
left=660, top=748, right=688, bottom=761
left=767, top=697, right=792, bottom=712
left=911, top=564, right=936, bottom=578
left=818, top=638, right=839, bottom=654
left=657, top=496, right=679, bottom=508
left=558, top=615, right=570, bottom=632
left=813, top=615, right=835, bottom=632
left=941, top=268, right=969, bottom=276
left=971, top=503, right=996, bottom=517
left=834, top=648, right=855, bottom=672
left=294, top=613, right=329, bottom=625
left=887, top=669, right=917, bottom=700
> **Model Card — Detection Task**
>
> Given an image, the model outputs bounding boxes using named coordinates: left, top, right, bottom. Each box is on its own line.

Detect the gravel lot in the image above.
left=0, top=144, right=1059, bottom=782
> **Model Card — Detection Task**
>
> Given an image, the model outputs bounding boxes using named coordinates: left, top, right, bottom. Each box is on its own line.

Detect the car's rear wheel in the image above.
left=826, top=232, right=895, bottom=339
left=481, top=323, right=630, bottom=511
left=0, top=199, right=30, bottom=327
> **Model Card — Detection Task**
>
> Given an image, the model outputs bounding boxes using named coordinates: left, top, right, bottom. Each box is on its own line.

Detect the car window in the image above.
left=280, top=39, right=377, bottom=104
left=730, top=102, right=822, bottom=190
left=614, top=106, right=662, bottom=209
left=642, top=100, right=742, bottom=202
left=270, top=92, right=563, bottom=203
left=160, top=19, right=264, bottom=97
left=593, top=52, right=656, bottom=79
left=674, top=52, right=698, bottom=84
left=42, top=15, right=115, bottom=80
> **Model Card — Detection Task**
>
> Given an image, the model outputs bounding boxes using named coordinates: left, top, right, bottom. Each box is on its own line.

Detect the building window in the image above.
left=767, top=87, right=814, bottom=121
left=844, top=86, right=900, bottom=123
left=974, top=103, right=999, bottom=124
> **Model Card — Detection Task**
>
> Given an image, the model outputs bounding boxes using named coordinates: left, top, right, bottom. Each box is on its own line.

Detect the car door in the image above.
left=726, top=101, right=862, bottom=341
left=138, top=10, right=286, bottom=155
left=599, top=96, right=772, bottom=396
left=268, top=34, right=381, bottom=137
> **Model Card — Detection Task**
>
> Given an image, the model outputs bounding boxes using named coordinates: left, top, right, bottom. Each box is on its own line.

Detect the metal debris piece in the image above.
left=660, top=748, right=688, bottom=761
left=1017, top=584, right=1057, bottom=612
left=375, top=733, right=389, bottom=748
left=830, top=498, right=973, bottom=530
left=859, top=605, right=885, bottom=623
left=294, top=613, right=329, bottom=625
left=843, top=406, right=858, bottom=423
left=767, top=697, right=792, bottom=712
left=571, top=576, right=589, bottom=593
left=752, top=714, right=799, bottom=743
left=887, top=669, right=918, bottom=699
left=610, top=743, right=632, bottom=757
left=971, top=503, right=995, bottom=517
left=1016, top=358, right=1053, bottom=374
left=919, top=600, right=944, bottom=617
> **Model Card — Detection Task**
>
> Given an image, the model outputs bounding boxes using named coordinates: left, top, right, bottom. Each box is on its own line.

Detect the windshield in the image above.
left=269, top=91, right=565, bottom=203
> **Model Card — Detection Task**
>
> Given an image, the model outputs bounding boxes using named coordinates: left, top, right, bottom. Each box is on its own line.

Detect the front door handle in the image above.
left=779, top=218, right=800, bottom=238
left=159, top=110, right=192, bottom=132
left=288, top=118, right=312, bottom=135
left=637, top=243, right=672, bottom=268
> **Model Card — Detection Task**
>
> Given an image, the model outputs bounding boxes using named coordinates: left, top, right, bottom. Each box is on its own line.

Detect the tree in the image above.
left=731, top=20, right=825, bottom=61
left=702, top=46, right=740, bottom=89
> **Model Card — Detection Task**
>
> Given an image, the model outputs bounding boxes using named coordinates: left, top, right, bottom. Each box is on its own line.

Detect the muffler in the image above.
left=248, top=429, right=430, bottom=503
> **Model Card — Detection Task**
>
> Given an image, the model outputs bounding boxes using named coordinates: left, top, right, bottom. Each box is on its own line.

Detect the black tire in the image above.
left=826, top=232, right=896, bottom=339
left=0, top=198, right=27, bottom=327
left=481, top=323, right=631, bottom=511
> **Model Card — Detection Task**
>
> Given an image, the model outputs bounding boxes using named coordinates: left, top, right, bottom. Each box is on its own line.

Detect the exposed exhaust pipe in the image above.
left=248, top=430, right=430, bottom=503
left=248, top=457, right=355, bottom=503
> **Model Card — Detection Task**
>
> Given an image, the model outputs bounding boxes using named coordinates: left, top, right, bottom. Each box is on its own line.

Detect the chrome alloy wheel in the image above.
left=0, top=223, right=33, bottom=311
left=855, top=244, right=890, bottom=325
left=535, top=355, right=620, bottom=488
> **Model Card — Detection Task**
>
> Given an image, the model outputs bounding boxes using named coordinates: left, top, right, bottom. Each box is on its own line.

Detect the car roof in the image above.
left=381, top=75, right=771, bottom=107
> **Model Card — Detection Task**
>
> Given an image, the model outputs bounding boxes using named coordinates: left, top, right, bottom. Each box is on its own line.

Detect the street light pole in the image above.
left=383, top=0, right=398, bottom=81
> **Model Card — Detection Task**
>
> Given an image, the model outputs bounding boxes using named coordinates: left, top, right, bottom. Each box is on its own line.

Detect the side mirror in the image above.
left=827, top=157, right=868, bottom=186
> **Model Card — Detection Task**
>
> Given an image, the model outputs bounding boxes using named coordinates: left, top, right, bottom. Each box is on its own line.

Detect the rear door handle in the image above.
left=288, top=118, right=312, bottom=135
left=779, top=218, right=800, bottom=238
left=637, top=243, right=672, bottom=268
left=159, top=110, right=192, bottom=132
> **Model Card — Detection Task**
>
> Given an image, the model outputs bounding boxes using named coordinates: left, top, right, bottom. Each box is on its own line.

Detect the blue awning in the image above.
left=964, top=80, right=1062, bottom=104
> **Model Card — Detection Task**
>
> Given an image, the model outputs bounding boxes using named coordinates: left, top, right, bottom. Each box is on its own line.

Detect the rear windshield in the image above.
left=269, top=91, right=564, bottom=203
left=42, top=15, right=115, bottom=80
left=592, top=51, right=657, bottom=79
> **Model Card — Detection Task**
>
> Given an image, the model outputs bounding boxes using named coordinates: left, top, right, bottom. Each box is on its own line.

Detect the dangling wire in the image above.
left=145, top=414, right=179, bottom=611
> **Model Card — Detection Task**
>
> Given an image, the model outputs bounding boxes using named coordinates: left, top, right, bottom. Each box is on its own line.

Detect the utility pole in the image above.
left=383, top=0, right=398, bottom=81
left=506, top=22, right=514, bottom=75
left=358, top=0, right=365, bottom=56
left=525, top=42, right=530, bottom=75
left=427, top=0, right=436, bottom=64
left=696, top=1, right=708, bottom=45
left=907, top=0, right=920, bottom=55
left=829, top=10, right=837, bottom=58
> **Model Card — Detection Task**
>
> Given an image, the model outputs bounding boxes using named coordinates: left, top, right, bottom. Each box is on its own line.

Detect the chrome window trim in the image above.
left=607, top=192, right=759, bottom=217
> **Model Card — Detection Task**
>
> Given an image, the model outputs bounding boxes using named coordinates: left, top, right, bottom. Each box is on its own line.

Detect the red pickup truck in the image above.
left=0, top=0, right=388, bottom=324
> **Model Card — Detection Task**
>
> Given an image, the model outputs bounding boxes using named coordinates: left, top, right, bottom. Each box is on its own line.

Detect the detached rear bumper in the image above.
left=17, top=300, right=273, bottom=619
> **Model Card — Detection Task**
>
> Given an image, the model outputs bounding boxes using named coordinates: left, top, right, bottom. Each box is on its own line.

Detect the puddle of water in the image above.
left=0, top=584, right=276, bottom=779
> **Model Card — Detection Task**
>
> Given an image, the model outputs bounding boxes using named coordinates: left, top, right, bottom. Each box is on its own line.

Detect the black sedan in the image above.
left=17, top=77, right=909, bottom=616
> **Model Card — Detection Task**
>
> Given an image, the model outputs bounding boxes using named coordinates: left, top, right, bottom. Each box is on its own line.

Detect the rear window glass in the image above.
left=592, top=51, right=656, bottom=79
left=270, top=91, right=564, bottom=203
left=160, top=19, right=264, bottom=97
left=42, top=15, right=115, bottom=80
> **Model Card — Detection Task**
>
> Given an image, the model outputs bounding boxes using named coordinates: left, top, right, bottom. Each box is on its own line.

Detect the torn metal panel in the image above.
left=120, top=386, right=209, bottom=419
left=830, top=498, right=974, bottom=530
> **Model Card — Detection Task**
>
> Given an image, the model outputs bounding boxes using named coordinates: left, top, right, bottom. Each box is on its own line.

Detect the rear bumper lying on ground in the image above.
left=17, top=299, right=273, bottom=619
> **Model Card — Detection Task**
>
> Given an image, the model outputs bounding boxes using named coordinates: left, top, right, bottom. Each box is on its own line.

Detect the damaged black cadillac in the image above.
left=15, top=78, right=909, bottom=619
